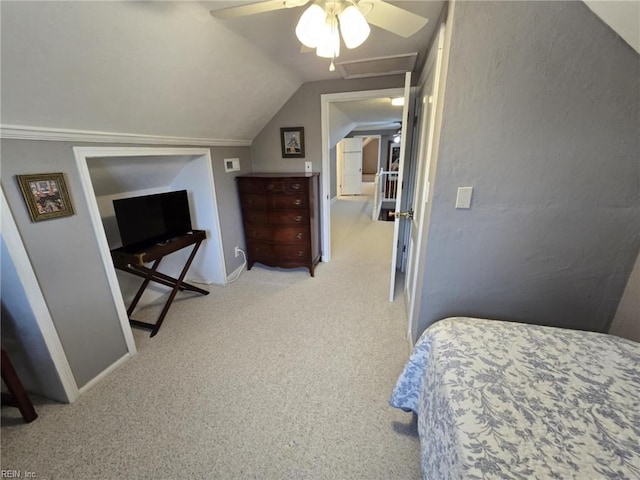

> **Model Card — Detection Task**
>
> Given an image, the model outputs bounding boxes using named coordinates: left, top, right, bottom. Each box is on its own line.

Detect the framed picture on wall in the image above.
left=280, top=127, right=305, bottom=158
left=16, top=172, right=75, bottom=222
left=388, top=142, right=400, bottom=170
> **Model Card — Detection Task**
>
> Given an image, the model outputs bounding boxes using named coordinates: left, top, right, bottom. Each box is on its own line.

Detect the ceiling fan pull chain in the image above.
left=329, top=58, right=336, bottom=71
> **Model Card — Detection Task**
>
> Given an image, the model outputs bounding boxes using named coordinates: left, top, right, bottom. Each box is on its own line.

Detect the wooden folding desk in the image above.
left=111, top=230, right=208, bottom=337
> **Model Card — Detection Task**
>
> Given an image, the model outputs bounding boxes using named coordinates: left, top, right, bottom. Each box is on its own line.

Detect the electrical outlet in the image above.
left=234, top=246, right=241, bottom=258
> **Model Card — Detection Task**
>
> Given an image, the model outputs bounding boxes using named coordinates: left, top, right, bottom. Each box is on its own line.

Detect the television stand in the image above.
left=110, top=230, right=208, bottom=337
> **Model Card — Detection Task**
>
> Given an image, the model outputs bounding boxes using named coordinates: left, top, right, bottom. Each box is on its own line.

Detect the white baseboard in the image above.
left=78, top=353, right=132, bottom=395
left=226, top=263, right=245, bottom=283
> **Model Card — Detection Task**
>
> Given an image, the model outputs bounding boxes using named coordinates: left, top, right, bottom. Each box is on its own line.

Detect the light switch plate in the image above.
left=455, top=186, right=473, bottom=209
left=305, top=161, right=312, bottom=173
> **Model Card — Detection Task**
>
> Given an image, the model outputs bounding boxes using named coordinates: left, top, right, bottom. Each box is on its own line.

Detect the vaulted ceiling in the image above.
left=1, top=1, right=637, bottom=144
left=1, top=1, right=301, bottom=142
left=0, top=1, right=443, bottom=143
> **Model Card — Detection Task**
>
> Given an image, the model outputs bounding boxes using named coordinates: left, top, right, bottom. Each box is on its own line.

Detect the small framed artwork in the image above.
left=17, top=172, right=74, bottom=222
left=388, top=142, right=400, bottom=170
left=280, top=127, right=305, bottom=158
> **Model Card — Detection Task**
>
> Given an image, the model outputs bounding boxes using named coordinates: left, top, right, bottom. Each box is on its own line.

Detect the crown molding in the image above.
left=0, top=124, right=252, bottom=147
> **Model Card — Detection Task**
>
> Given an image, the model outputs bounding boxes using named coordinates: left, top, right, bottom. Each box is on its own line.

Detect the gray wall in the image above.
left=2, top=140, right=129, bottom=387
left=1, top=238, right=68, bottom=401
left=362, top=138, right=379, bottom=175
left=1, top=139, right=250, bottom=387
left=609, top=251, right=640, bottom=342
left=415, top=1, right=640, bottom=338
left=251, top=76, right=405, bottom=175
left=207, top=146, right=253, bottom=272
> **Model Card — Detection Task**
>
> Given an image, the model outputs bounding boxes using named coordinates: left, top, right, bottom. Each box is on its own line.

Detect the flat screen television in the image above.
left=113, top=190, right=193, bottom=250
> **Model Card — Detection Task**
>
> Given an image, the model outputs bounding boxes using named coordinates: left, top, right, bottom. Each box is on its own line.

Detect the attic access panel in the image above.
left=336, top=53, right=418, bottom=79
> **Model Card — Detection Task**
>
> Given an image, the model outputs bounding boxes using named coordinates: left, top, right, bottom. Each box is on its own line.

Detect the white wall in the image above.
left=95, top=185, right=174, bottom=308
left=87, top=152, right=227, bottom=314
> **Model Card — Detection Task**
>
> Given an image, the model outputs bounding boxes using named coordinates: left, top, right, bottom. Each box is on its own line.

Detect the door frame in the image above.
left=1, top=188, right=80, bottom=403
left=320, top=87, right=405, bottom=262
left=405, top=22, right=448, bottom=342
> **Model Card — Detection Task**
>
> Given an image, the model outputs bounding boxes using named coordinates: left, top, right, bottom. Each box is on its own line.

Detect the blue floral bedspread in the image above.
left=390, top=317, right=640, bottom=479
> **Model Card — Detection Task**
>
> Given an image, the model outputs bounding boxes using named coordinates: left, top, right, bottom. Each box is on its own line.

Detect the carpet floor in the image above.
left=1, top=187, right=420, bottom=479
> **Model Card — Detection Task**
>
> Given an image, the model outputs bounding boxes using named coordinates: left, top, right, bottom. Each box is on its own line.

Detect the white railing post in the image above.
left=373, top=172, right=380, bottom=220
left=373, top=170, right=400, bottom=221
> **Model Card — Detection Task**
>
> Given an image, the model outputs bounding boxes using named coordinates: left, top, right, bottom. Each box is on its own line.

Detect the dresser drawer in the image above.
left=271, top=193, right=307, bottom=209
left=247, top=241, right=273, bottom=261
left=269, top=211, right=307, bottom=225
left=286, top=179, right=308, bottom=192
left=243, top=224, right=270, bottom=241
left=237, top=178, right=266, bottom=193
left=271, top=226, right=309, bottom=243
left=265, top=180, right=286, bottom=192
left=274, top=244, right=310, bottom=261
left=241, top=193, right=267, bottom=209
left=242, top=210, right=269, bottom=224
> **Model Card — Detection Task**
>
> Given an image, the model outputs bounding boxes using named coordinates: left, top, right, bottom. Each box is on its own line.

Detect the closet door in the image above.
left=340, top=138, right=362, bottom=195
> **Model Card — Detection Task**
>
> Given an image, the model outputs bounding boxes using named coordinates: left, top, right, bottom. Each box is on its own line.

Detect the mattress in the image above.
left=390, top=317, right=640, bottom=479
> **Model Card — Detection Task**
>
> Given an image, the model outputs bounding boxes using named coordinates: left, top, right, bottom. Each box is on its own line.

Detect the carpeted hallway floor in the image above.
left=1, top=186, right=420, bottom=479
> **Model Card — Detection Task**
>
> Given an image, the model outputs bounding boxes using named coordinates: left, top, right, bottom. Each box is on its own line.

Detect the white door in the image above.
left=388, top=72, right=413, bottom=301
left=340, top=137, right=363, bottom=195
left=404, top=24, right=446, bottom=340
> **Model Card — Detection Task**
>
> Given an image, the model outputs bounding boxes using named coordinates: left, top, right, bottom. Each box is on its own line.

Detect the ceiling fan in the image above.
left=210, top=1, right=429, bottom=70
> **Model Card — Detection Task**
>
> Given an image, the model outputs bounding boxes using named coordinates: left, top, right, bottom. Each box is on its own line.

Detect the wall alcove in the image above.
left=74, top=147, right=227, bottom=354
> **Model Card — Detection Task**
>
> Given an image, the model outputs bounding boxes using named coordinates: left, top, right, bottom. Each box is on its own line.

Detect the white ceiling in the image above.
left=207, top=1, right=446, bottom=82
left=335, top=97, right=405, bottom=131
left=584, top=0, right=640, bottom=53
left=205, top=1, right=444, bottom=133
left=88, top=156, right=194, bottom=197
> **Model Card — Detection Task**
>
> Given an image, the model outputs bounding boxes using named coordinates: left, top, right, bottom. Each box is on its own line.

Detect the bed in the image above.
left=390, top=317, right=640, bottom=479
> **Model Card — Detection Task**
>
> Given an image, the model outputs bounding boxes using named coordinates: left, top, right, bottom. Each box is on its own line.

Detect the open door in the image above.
left=404, top=24, right=446, bottom=339
left=388, top=72, right=414, bottom=301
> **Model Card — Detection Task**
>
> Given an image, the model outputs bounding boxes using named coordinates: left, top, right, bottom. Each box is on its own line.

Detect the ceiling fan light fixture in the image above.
left=315, top=17, right=340, bottom=59
left=295, top=3, right=326, bottom=48
left=338, top=5, right=370, bottom=49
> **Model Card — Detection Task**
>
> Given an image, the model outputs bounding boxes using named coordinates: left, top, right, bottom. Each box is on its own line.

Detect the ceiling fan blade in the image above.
left=210, top=0, right=308, bottom=19
left=361, top=0, right=428, bottom=38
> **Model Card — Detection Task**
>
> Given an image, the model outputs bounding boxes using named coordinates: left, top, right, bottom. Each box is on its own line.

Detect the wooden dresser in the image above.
left=236, top=173, right=321, bottom=276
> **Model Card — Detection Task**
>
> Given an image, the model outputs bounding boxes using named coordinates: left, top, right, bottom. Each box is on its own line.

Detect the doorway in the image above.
left=320, top=87, right=406, bottom=263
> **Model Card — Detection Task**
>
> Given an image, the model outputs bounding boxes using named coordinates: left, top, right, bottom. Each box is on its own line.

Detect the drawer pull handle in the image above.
left=292, top=184, right=301, bottom=190
left=267, top=184, right=275, bottom=190
left=252, top=232, right=260, bottom=237
left=294, top=216, right=303, bottom=222
left=296, top=233, right=304, bottom=239
left=293, top=199, right=302, bottom=206
left=297, top=251, right=304, bottom=257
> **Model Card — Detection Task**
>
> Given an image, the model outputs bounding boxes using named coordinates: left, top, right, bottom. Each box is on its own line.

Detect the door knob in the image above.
left=389, top=209, right=413, bottom=219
